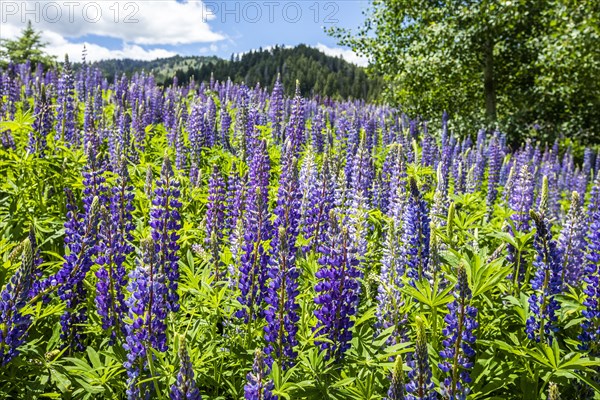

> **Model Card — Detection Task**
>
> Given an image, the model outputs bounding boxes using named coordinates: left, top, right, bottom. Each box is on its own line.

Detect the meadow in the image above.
left=0, top=60, right=599, bottom=399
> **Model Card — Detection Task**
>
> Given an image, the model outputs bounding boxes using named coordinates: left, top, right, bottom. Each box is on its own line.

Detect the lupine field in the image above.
left=0, top=59, right=599, bottom=400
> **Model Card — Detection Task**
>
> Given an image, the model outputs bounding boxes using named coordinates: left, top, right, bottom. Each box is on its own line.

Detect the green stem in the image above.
left=146, top=350, right=164, bottom=399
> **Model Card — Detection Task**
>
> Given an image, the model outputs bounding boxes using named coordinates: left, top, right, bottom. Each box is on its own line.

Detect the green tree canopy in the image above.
left=332, top=0, right=600, bottom=143
left=0, top=21, right=56, bottom=69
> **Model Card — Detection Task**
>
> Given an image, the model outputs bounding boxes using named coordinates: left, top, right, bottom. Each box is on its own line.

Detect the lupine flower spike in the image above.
left=579, top=185, right=600, bottom=354
left=170, top=336, right=201, bottom=400
left=265, top=145, right=301, bottom=369
left=314, top=212, right=362, bottom=361
left=558, top=191, right=586, bottom=286
left=439, top=265, right=478, bottom=400
left=96, top=156, right=134, bottom=340
left=237, top=140, right=272, bottom=322
left=404, top=178, right=431, bottom=285
left=150, top=155, right=182, bottom=312
left=526, top=210, right=563, bottom=344
left=124, top=239, right=169, bottom=399
left=548, top=382, right=560, bottom=400
left=205, top=166, right=227, bottom=279
left=387, top=355, right=405, bottom=400
left=0, top=232, right=35, bottom=365
left=405, top=316, right=435, bottom=400
left=57, top=193, right=100, bottom=351
left=244, top=349, right=277, bottom=400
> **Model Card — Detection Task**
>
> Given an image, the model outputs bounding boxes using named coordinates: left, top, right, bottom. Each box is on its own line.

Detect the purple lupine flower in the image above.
left=371, top=171, right=385, bottom=213
left=269, top=75, right=284, bottom=142
left=56, top=191, right=100, bottom=351
left=486, top=134, right=503, bottom=213
left=526, top=211, right=563, bottom=344
left=507, top=164, right=535, bottom=285
left=205, top=166, right=227, bottom=279
left=387, top=355, right=406, bottom=400
left=219, top=103, right=232, bottom=150
left=376, top=222, right=406, bottom=345
left=243, top=105, right=260, bottom=161
left=124, top=239, right=169, bottom=400
left=170, top=337, right=201, bottom=400
left=558, top=192, right=586, bottom=286
left=0, top=233, right=36, bottom=365
left=226, top=164, right=246, bottom=234
left=403, top=179, right=431, bottom=284
left=387, top=145, right=408, bottom=220
left=131, top=99, right=147, bottom=156
left=579, top=195, right=600, bottom=355
left=83, top=145, right=109, bottom=212
left=265, top=144, right=302, bottom=369
left=150, top=155, right=182, bottom=312
left=538, top=147, right=561, bottom=221
left=82, top=94, right=96, bottom=151
left=55, top=55, right=77, bottom=145
left=285, top=83, right=304, bottom=154
left=420, top=129, right=436, bottom=167
left=348, top=135, right=372, bottom=258
left=431, top=164, right=448, bottom=227
left=344, top=118, right=360, bottom=187
left=299, top=146, right=318, bottom=225
left=95, top=157, right=135, bottom=340
left=311, top=107, right=325, bottom=153
left=188, top=102, right=204, bottom=164
left=406, top=317, right=435, bottom=400
left=163, top=87, right=178, bottom=134
left=302, top=154, right=334, bottom=253
left=451, top=142, right=463, bottom=193
left=439, top=134, right=452, bottom=192
left=380, top=146, right=397, bottom=214
left=28, top=84, right=52, bottom=156
left=439, top=265, right=478, bottom=400
left=174, top=118, right=187, bottom=171
left=583, top=148, right=595, bottom=179
left=237, top=140, right=272, bottom=322
left=350, top=134, right=373, bottom=204
left=314, top=214, right=362, bottom=361
left=205, top=97, right=217, bottom=147
left=244, top=349, right=277, bottom=400
left=588, top=178, right=600, bottom=221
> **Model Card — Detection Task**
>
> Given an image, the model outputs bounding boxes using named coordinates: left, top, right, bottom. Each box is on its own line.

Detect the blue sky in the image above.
left=1, top=1, right=370, bottom=65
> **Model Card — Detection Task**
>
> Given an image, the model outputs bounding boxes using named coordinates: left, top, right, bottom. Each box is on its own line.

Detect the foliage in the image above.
left=330, top=0, right=600, bottom=143
left=0, top=61, right=599, bottom=400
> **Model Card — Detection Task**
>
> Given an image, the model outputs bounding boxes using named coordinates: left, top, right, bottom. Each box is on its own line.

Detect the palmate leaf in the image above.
left=271, top=360, right=302, bottom=400
left=400, top=276, right=453, bottom=309
left=0, top=108, right=34, bottom=134
left=445, top=246, right=511, bottom=298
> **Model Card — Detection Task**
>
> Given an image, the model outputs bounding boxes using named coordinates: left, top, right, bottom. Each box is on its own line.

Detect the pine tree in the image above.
left=0, top=21, right=56, bottom=68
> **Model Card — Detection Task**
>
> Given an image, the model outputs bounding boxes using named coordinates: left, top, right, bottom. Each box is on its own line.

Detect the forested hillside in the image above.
left=88, top=45, right=381, bottom=101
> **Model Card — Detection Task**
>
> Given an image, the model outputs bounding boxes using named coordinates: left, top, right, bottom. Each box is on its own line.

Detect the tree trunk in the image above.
left=483, top=38, right=497, bottom=122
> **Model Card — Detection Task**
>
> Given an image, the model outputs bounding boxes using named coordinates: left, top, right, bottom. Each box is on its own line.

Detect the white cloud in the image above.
left=199, top=43, right=219, bottom=54
left=1, top=0, right=224, bottom=45
left=40, top=30, right=177, bottom=62
left=315, top=43, right=368, bottom=67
